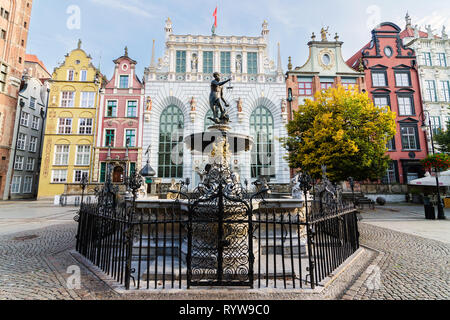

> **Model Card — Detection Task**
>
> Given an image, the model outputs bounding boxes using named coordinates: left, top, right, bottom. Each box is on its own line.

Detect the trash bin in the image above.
left=423, top=196, right=436, bottom=220
left=444, top=197, right=450, bottom=209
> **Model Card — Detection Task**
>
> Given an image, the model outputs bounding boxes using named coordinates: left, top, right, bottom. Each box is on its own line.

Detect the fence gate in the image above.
left=187, top=183, right=254, bottom=288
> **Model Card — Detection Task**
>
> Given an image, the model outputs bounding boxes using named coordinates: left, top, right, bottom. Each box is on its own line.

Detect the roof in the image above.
left=400, top=27, right=441, bottom=40
left=345, top=41, right=370, bottom=71
left=25, top=54, right=51, bottom=76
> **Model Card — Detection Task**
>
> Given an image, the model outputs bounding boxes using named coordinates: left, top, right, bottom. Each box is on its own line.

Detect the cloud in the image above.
left=90, top=0, right=153, bottom=18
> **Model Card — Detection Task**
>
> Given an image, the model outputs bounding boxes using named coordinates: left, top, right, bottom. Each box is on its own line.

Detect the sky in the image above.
left=27, top=0, right=450, bottom=79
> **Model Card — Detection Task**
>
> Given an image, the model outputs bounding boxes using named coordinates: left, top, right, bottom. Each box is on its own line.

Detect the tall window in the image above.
left=80, top=70, right=87, bottom=81
left=106, top=101, right=117, bottom=117
left=31, top=116, right=39, bottom=130
left=395, top=72, right=411, bottom=87
left=371, top=71, right=387, bottom=87
left=74, top=170, right=89, bottom=183
left=127, top=101, right=137, bottom=118
left=423, top=52, right=432, bottom=66
left=119, top=75, right=129, bottom=89
left=437, top=53, right=447, bottom=67
left=58, top=118, right=72, bottom=134
left=203, top=51, right=213, bottom=74
left=30, top=97, right=36, bottom=109
left=80, top=92, right=95, bottom=108
left=247, top=52, right=258, bottom=74
left=17, top=133, right=26, bottom=150
left=374, top=96, right=389, bottom=109
left=76, top=145, right=91, bottom=166
left=425, top=80, right=437, bottom=102
left=11, top=176, right=21, bottom=193
left=14, top=156, right=24, bottom=170
left=382, top=162, right=397, bottom=184
left=54, top=145, right=70, bottom=165
left=397, top=96, right=414, bottom=115
left=100, top=163, right=106, bottom=183
left=0, top=63, right=8, bottom=92
left=67, top=70, right=74, bottom=81
left=298, top=77, right=313, bottom=96
left=440, top=81, right=450, bottom=102
left=176, top=51, right=186, bottom=73
left=26, top=158, right=35, bottom=171
left=61, top=92, right=74, bottom=107
left=220, top=52, right=231, bottom=74
left=105, top=129, right=115, bottom=147
left=320, top=82, right=333, bottom=91
left=125, top=129, right=136, bottom=147
left=250, top=106, right=275, bottom=178
left=20, top=112, right=29, bottom=126
left=29, top=136, right=37, bottom=152
left=430, top=116, right=442, bottom=135
left=78, top=118, right=93, bottom=135
left=204, top=110, right=214, bottom=131
left=158, top=105, right=184, bottom=178
left=52, top=170, right=67, bottom=183
left=401, top=126, right=418, bottom=150
left=23, top=176, right=33, bottom=193
left=341, top=78, right=357, bottom=90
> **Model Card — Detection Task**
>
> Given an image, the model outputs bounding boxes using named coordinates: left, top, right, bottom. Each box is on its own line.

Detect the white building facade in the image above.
left=143, top=19, right=290, bottom=188
left=402, top=16, right=450, bottom=153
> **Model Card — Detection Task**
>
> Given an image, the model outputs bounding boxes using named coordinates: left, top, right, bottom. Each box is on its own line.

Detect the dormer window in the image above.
left=119, top=75, right=129, bottom=89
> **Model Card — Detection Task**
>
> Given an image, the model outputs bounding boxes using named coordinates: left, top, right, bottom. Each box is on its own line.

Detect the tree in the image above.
left=282, top=86, right=396, bottom=182
left=433, top=121, right=450, bottom=153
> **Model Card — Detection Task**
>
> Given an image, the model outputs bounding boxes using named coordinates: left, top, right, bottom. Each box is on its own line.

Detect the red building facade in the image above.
left=347, top=22, right=427, bottom=184
left=94, top=49, right=145, bottom=183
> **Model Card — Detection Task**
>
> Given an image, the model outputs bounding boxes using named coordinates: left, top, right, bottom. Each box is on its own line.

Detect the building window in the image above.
left=371, top=71, right=387, bottom=87
left=106, top=101, right=117, bottom=117
left=247, top=52, right=258, bottom=74
left=298, top=77, right=313, bottom=96
left=119, top=75, right=129, bottom=89
left=436, top=53, right=447, bottom=67
left=17, top=133, right=26, bottom=150
left=54, top=145, right=70, bottom=165
left=430, top=116, right=442, bottom=135
left=20, top=112, right=29, bottom=127
left=0, top=63, right=7, bottom=92
left=31, top=116, right=39, bottom=130
left=127, top=101, right=137, bottom=118
left=203, top=51, right=213, bottom=74
left=105, top=129, right=115, bottom=147
left=80, top=70, right=87, bottom=81
left=80, top=91, right=95, bottom=108
left=76, top=145, right=91, bottom=166
left=30, top=97, right=36, bottom=109
left=250, top=106, right=275, bottom=179
left=158, top=105, right=184, bottom=178
left=11, top=176, right=21, bottom=194
left=176, top=51, right=186, bottom=73
left=74, top=170, right=89, bottom=183
left=29, top=136, right=38, bottom=152
left=423, top=52, right=432, bottom=66
left=374, top=96, right=390, bottom=109
left=440, top=81, right=450, bottom=102
left=58, top=118, right=72, bottom=134
left=125, top=129, right=136, bottom=147
left=220, top=52, right=231, bottom=74
left=382, top=162, right=397, bottom=184
left=397, top=96, right=414, bottom=116
left=26, top=158, right=35, bottom=171
left=387, top=137, right=396, bottom=151
left=100, top=163, right=106, bottom=183
left=14, top=156, right=24, bottom=170
left=61, top=91, right=74, bottom=107
left=1, top=29, right=6, bottom=40
left=52, top=170, right=67, bottom=183
left=78, top=118, right=93, bottom=135
left=395, top=72, right=411, bottom=87
left=67, top=70, right=74, bottom=81
left=401, top=126, right=419, bottom=150
left=130, top=163, right=136, bottom=176
left=320, top=82, right=333, bottom=91
left=341, top=78, right=357, bottom=90
left=23, top=176, right=33, bottom=193
left=425, top=80, right=437, bottom=102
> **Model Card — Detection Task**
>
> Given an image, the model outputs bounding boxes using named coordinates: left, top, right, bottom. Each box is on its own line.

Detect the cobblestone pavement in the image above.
left=0, top=216, right=449, bottom=300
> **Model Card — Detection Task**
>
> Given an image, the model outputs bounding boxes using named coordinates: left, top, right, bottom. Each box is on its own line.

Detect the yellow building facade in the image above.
left=37, top=41, right=102, bottom=199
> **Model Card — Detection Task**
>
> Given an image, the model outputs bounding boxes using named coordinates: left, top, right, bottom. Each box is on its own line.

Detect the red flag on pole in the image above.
left=212, top=7, right=217, bottom=34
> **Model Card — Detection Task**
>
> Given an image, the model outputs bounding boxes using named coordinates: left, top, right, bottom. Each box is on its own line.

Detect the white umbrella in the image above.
left=408, top=171, right=450, bottom=186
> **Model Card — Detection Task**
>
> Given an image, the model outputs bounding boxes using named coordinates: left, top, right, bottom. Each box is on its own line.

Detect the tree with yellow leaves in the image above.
left=283, top=86, right=396, bottom=182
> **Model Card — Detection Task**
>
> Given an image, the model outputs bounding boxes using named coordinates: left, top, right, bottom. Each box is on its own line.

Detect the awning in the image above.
left=408, top=171, right=450, bottom=187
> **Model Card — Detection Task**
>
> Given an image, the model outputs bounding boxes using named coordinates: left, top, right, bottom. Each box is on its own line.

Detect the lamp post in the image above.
left=420, top=110, right=446, bottom=220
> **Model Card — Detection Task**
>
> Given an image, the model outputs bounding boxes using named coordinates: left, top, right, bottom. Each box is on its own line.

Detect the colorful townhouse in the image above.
left=93, top=48, right=145, bottom=184
left=347, top=22, right=427, bottom=184
left=37, top=41, right=103, bottom=199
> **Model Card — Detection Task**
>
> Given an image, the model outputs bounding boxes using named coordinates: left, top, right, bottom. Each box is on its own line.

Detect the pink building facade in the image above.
left=93, top=50, right=145, bottom=183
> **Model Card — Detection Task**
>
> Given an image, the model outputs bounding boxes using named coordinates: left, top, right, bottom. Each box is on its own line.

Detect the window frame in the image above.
left=17, top=133, right=26, bottom=150
left=400, top=124, right=420, bottom=151
left=126, top=100, right=138, bottom=118
left=54, top=145, right=70, bottom=166
left=397, top=94, right=415, bottom=116
left=395, top=71, right=411, bottom=87
left=28, top=136, right=38, bottom=153
left=220, top=51, right=231, bottom=74
left=23, top=176, right=33, bottom=193
left=78, top=118, right=93, bottom=135
left=125, top=129, right=136, bottom=147
left=106, top=100, right=118, bottom=117
left=61, top=91, right=75, bottom=108
left=176, top=51, right=186, bottom=73
left=203, top=51, right=213, bottom=74
left=11, top=176, right=21, bottom=194
left=119, top=75, right=129, bottom=89
left=371, top=70, right=388, bottom=87
left=75, top=145, right=91, bottom=166
left=51, top=169, right=68, bottom=183
left=425, top=80, right=438, bottom=102
left=247, top=52, right=258, bottom=75
left=105, top=129, right=116, bottom=147
left=14, top=155, right=24, bottom=170
left=58, top=118, right=72, bottom=134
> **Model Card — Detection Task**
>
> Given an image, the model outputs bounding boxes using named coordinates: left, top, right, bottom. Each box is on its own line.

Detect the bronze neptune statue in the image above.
left=209, top=72, right=231, bottom=125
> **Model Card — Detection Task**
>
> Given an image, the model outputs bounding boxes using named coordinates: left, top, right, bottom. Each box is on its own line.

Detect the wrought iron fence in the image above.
left=75, top=167, right=359, bottom=290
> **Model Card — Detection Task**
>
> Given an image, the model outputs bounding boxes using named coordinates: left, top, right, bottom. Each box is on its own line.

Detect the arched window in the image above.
left=204, top=109, right=214, bottom=131
left=158, top=105, right=184, bottom=178
left=250, top=106, right=275, bottom=179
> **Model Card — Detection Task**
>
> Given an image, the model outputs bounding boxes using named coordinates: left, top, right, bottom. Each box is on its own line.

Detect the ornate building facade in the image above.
left=347, top=22, right=427, bottom=184
left=143, top=19, right=290, bottom=187
left=0, top=0, right=32, bottom=198
left=401, top=14, right=450, bottom=154
left=93, top=48, right=145, bottom=184
left=37, top=41, right=103, bottom=199
left=285, top=28, right=366, bottom=121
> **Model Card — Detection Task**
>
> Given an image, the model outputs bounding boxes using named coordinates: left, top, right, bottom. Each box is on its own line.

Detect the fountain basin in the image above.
left=184, top=127, right=253, bottom=154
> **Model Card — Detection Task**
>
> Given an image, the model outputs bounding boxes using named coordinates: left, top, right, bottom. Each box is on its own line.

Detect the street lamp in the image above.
left=420, top=110, right=446, bottom=220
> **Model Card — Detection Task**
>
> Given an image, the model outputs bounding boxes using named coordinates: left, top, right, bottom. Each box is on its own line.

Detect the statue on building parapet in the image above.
left=442, top=26, right=448, bottom=39
left=426, top=25, right=434, bottom=38
left=320, top=27, right=329, bottom=41
left=414, top=25, right=419, bottom=38
left=209, top=72, right=231, bottom=125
